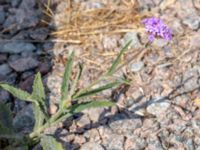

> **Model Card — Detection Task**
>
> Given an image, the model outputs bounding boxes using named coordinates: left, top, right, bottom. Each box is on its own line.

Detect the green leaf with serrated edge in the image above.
left=106, top=40, right=132, bottom=76
left=32, top=103, right=44, bottom=131
left=0, top=84, right=33, bottom=102
left=53, top=100, right=115, bottom=125
left=31, top=72, right=46, bottom=131
left=31, top=73, right=45, bottom=130
left=41, top=135, right=64, bottom=150
left=60, top=51, right=74, bottom=107
left=73, top=81, right=121, bottom=99
left=32, top=72, right=45, bottom=100
left=69, top=63, right=83, bottom=98
left=70, top=100, right=115, bottom=113
left=31, top=73, right=46, bottom=110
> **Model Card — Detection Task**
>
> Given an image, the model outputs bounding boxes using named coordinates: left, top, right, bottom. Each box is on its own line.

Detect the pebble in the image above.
left=13, top=104, right=34, bottom=133
left=11, top=0, right=21, bottom=7
left=102, top=36, right=118, bottom=50
left=138, top=0, right=155, bottom=9
left=129, top=61, right=144, bottom=72
left=76, top=114, right=91, bottom=129
left=80, top=142, right=104, bottom=150
left=48, top=104, right=58, bottom=115
left=8, top=57, right=39, bottom=72
left=83, top=107, right=105, bottom=123
left=109, top=113, right=142, bottom=136
left=184, top=139, right=195, bottom=150
left=190, top=33, right=200, bottom=49
left=153, top=39, right=168, bottom=47
left=122, top=32, right=142, bottom=49
left=19, top=75, right=34, bottom=92
left=147, top=98, right=170, bottom=116
left=147, top=136, right=164, bottom=150
left=29, top=28, right=49, bottom=40
left=3, top=0, right=40, bottom=32
left=0, top=54, right=7, bottom=63
left=0, top=42, right=36, bottom=54
left=0, top=64, right=12, bottom=76
left=103, top=133, right=124, bottom=150
left=83, top=128, right=101, bottom=142
left=124, top=135, right=147, bottom=150
left=0, top=7, right=5, bottom=24
left=183, top=17, right=200, bottom=30
left=0, top=90, right=10, bottom=103
left=37, top=61, right=52, bottom=75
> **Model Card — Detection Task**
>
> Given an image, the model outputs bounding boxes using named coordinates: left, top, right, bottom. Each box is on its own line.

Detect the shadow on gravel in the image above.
left=53, top=75, right=200, bottom=149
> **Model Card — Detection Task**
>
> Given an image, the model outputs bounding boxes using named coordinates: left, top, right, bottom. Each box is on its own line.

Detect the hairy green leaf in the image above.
left=70, top=100, right=115, bottom=113
left=41, top=135, right=64, bottom=150
left=31, top=72, right=46, bottom=131
left=54, top=100, right=115, bottom=125
left=32, top=103, right=44, bottom=131
left=73, top=81, right=121, bottom=99
left=69, top=63, right=83, bottom=98
left=0, top=84, right=32, bottom=102
left=107, top=40, right=132, bottom=75
left=0, top=102, right=14, bottom=137
left=32, top=72, right=45, bottom=100
left=60, top=51, right=74, bottom=107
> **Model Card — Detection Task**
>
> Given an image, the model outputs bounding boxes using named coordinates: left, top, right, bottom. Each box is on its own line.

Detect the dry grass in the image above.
left=42, top=0, right=144, bottom=45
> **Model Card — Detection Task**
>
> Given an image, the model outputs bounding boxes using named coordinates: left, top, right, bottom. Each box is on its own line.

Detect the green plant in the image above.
left=0, top=41, right=132, bottom=149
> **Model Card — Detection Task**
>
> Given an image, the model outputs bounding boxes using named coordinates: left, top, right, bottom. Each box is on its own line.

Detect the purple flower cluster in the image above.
left=142, top=17, right=172, bottom=42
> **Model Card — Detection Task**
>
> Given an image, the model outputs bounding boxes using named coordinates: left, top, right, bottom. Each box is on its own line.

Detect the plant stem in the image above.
left=72, top=75, right=106, bottom=99
left=29, top=109, right=63, bottom=139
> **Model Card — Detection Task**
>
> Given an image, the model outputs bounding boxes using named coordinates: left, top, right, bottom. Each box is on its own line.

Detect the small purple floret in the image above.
left=142, top=17, right=172, bottom=42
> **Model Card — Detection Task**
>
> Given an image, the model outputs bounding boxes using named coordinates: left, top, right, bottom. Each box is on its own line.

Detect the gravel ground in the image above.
left=0, top=0, right=200, bottom=150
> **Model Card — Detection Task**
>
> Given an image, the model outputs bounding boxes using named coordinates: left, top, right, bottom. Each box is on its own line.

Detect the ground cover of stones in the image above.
left=0, top=0, right=200, bottom=150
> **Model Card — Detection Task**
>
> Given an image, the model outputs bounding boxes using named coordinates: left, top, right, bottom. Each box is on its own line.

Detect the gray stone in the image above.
left=147, top=136, right=164, bottom=150
left=29, top=28, right=49, bottom=40
left=153, top=39, right=168, bottom=47
left=147, top=98, right=170, bottom=116
left=0, top=42, right=36, bottom=54
left=0, top=73, right=17, bottom=84
left=82, top=2, right=104, bottom=10
left=3, top=2, right=40, bottom=33
left=13, top=104, right=34, bottom=133
left=80, top=142, right=104, bottom=150
left=125, top=135, right=147, bottom=150
left=129, top=61, right=144, bottom=72
left=76, top=114, right=91, bottom=128
left=83, top=128, right=101, bottom=142
left=102, top=36, right=118, bottom=50
left=98, top=126, right=124, bottom=150
left=0, top=8, right=5, bottom=24
left=8, top=57, right=39, bottom=72
left=183, top=69, right=199, bottom=91
left=86, top=108, right=105, bottom=123
left=122, top=32, right=142, bottom=49
left=11, top=0, right=22, bottom=7
left=184, top=139, right=194, bottom=150
left=0, top=64, right=12, bottom=76
left=138, top=0, right=155, bottom=9
left=183, top=17, right=200, bottom=30
left=103, top=133, right=124, bottom=150
left=109, top=114, right=142, bottom=136
left=0, top=54, right=7, bottom=63
left=0, top=90, right=10, bottom=103
left=190, top=33, right=200, bottom=49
